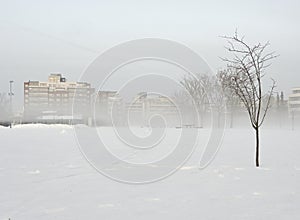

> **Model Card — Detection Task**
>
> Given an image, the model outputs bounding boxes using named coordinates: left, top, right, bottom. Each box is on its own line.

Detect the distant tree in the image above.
left=217, top=71, right=240, bottom=128
left=205, top=75, right=226, bottom=128
left=180, top=74, right=210, bottom=127
left=173, top=90, right=191, bottom=107
left=276, top=91, right=286, bottom=128
left=0, top=93, right=9, bottom=122
left=220, top=31, right=277, bottom=167
left=173, top=90, right=194, bottom=126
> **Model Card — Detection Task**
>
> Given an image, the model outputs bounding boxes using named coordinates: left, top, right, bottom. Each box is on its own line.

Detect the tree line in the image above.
left=179, top=31, right=278, bottom=167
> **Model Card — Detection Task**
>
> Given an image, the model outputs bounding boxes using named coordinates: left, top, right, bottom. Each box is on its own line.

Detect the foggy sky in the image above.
left=0, top=0, right=299, bottom=111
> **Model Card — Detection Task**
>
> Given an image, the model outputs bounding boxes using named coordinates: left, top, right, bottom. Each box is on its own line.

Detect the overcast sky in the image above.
left=0, top=0, right=299, bottom=110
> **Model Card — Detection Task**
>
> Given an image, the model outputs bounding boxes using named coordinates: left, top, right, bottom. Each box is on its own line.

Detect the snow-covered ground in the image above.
left=0, top=124, right=299, bottom=219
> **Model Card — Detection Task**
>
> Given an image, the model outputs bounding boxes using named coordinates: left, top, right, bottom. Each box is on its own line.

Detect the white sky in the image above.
left=0, top=0, right=299, bottom=109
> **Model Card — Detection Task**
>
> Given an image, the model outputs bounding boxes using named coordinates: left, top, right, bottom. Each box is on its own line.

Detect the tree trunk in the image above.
left=255, top=127, right=260, bottom=167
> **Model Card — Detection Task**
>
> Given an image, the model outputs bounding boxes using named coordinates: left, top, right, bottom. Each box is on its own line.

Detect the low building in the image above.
left=24, top=73, right=94, bottom=123
left=126, top=92, right=178, bottom=126
left=288, top=87, right=300, bottom=116
left=95, top=91, right=123, bottom=125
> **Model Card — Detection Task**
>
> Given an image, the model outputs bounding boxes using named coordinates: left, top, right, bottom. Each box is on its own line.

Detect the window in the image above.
left=289, top=97, right=300, bottom=101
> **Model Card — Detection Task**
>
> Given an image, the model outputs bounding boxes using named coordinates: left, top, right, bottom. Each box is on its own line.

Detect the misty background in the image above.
left=0, top=0, right=299, bottom=111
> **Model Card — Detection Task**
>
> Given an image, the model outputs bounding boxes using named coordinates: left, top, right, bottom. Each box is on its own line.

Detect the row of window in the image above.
left=289, top=96, right=300, bottom=101
left=289, top=103, right=300, bottom=108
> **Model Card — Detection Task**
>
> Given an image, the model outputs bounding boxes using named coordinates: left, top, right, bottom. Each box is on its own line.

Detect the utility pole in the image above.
left=8, top=80, right=14, bottom=128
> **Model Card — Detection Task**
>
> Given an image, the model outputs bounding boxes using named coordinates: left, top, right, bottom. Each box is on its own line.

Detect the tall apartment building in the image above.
left=24, top=74, right=93, bottom=122
left=288, top=87, right=300, bottom=116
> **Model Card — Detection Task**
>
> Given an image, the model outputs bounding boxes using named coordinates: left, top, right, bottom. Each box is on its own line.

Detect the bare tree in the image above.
left=217, top=70, right=242, bottom=128
left=173, top=90, right=191, bottom=107
left=0, top=93, right=9, bottom=124
left=205, top=75, right=226, bottom=128
left=220, top=31, right=277, bottom=167
left=180, top=74, right=210, bottom=127
left=172, top=90, right=194, bottom=127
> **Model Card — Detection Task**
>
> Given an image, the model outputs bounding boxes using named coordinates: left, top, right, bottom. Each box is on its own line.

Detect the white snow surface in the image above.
left=0, top=125, right=299, bottom=220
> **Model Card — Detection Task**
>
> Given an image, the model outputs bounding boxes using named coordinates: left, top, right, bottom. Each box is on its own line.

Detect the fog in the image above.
left=1, top=2, right=300, bottom=218
left=0, top=0, right=299, bottom=129
left=0, top=0, right=300, bottom=113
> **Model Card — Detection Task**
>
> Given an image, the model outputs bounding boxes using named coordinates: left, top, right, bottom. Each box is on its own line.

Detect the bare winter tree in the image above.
left=220, top=32, right=277, bottom=167
left=172, top=90, right=197, bottom=127
left=205, top=75, right=226, bottom=128
left=217, top=70, right=241, bottom=128
left=180, top=74, right=210, bottom=127
left=0, top=93, right=9, bottom=124
left=173, top=90, right=191, bottom=107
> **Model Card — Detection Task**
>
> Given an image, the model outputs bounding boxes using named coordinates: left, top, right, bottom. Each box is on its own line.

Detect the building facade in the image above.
left=288, top=87, right=300, bottom=116
left=125, top=92, right=179, bottom=126
left=95, top=91, right=123, bottom=125
left=24, top=74, right=93, bottom=122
